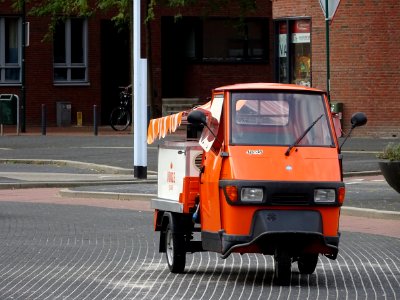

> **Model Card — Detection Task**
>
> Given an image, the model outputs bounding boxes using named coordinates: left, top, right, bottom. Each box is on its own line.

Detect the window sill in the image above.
left=53, top=82, right=91, bottom=87
left=0, top=83, right=22, bottom=87
left=188, top=58, right=269, bottom=64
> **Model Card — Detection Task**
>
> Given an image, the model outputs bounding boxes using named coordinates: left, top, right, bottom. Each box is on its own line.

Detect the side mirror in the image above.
left=340, top=112, right=367, bottom=151
left=188, top=110, right=207, bottom=126
left=351, top=112, right=367, bottom=129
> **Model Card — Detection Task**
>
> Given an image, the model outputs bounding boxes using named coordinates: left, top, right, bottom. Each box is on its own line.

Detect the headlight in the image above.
left=314, top=189, right=336, bottom=203
left=241, top=187, right=264, bottom=202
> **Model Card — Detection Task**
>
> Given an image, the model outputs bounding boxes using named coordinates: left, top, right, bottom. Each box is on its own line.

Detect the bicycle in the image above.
left=109, top=85, right=132, bottom=131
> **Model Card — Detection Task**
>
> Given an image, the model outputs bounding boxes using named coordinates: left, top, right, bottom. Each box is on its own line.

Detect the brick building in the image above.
left=272, top=0, right=400, bottom=137
left=0, top=0, right=399, bottom=136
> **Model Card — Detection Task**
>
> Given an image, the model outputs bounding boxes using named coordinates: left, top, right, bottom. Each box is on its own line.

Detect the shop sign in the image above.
left=291, top=20, right=310, bottom=44
left=292, top=33, right=310, bottom=44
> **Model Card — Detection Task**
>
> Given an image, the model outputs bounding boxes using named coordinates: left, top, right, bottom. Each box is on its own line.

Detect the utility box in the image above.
left=330, top=102, right=343, bottom=126
left=330, top=101, right=343, bottom=138
left=0, top=94, right=17, bottom=125
left=56, top=101, right=71, bottom=127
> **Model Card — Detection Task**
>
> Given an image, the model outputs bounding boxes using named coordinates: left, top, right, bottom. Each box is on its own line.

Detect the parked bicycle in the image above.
left=110, top=85, right=132, bottom=131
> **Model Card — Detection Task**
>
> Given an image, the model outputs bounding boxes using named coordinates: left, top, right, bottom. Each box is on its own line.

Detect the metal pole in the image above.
left=41, top=104, right=46, bottom=135
left=325, top=0, right=331, bottom=103
left=93, top=105, right=98, bottom=136
left=133, top=0, right=148, bottom=179
left=15, top=94, right=20, bottom=135
left=21, top=0, right=26, bottom=132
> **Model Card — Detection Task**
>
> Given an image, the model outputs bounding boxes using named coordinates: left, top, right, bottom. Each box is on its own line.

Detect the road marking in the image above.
left=0, top=148, right=12, bottom=151
left=342, top=150, right=381, bottom=154
left=70, top=146, right=158, bottom=150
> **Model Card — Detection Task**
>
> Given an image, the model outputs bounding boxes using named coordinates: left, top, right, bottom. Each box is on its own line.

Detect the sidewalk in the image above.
left=1, top=124, right=132, bottom=136
left=0, top=125, right=399, bottom=221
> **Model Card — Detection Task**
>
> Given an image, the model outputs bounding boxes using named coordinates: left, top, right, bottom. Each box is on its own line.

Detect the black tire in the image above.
left=165, top=223, right=186, bottom=273
left=298, top=254, right=318, bottom=274
left=110, top=107, right=131, bottom=131
left=274, top=251, right=292, bottom=285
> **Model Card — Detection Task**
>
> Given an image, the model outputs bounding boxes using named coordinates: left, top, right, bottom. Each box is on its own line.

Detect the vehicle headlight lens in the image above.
left=241, top=188, right=263, bottom=202
left=314, top=189, right=336, bottom=203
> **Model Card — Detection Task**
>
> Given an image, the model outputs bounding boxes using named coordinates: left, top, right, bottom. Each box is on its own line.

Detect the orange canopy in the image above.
left=147, top=101, right=211, bottom=144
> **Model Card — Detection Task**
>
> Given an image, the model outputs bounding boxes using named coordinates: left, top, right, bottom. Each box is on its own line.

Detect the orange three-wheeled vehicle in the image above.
left=147, top=83, right=367, bottom=284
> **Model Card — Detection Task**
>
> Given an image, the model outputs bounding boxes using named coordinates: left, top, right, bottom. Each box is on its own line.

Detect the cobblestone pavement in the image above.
left=0, top=195, right=399, bottom=300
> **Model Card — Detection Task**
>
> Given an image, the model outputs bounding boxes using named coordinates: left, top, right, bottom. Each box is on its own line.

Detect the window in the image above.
left=202, top=19, right=268, bottom=62
left=54, top=18, right=88, bottom=83
left=275, top=19, right=311, bottom=87
left=199, top=95, right=224, bottom=152
left=235, top=99, right=289, bottom=126
left=0, top=17, right=21, bottom=84
left=164, top=17, right=269, bottom=63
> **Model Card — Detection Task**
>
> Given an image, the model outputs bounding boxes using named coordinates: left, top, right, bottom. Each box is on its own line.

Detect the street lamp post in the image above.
left=21, top=0, right=26, bottom=132
left=133, top=0, right=148, bottom=179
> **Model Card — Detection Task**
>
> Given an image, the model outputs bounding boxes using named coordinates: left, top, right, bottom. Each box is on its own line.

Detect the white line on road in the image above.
left=70, top=146, right=158, bottom=150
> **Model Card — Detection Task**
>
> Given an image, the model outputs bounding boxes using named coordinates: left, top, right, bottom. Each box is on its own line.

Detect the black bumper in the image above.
left=202, top=210, right=339, bottom=259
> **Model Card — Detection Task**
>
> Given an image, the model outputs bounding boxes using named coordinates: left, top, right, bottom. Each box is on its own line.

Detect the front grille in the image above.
left=269, top=193, right=310, bottom=205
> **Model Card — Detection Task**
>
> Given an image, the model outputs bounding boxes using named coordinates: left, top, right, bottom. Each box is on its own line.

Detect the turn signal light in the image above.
left=338, top=187, right=346, bottom=205
left=225, top=185, right=238, bottom=202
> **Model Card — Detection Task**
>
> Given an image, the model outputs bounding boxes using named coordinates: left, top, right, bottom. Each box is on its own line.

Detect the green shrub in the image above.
left=377, top=143, right=400, bottom=161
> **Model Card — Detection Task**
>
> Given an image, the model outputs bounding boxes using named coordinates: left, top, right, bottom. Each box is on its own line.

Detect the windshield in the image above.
left=230, top=92, right=334, bottom=146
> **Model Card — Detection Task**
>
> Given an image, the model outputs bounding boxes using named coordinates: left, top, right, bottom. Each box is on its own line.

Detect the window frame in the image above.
left=53, top=18, right=89, bottom=85
left=0, top=17, right=22, bottom=85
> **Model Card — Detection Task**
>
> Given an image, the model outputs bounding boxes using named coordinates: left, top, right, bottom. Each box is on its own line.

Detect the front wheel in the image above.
left=110, top=107, right=131, bottom=131
left=274, top=251, right=292, bottom=285
left=165, top=223, right=186, bottom=273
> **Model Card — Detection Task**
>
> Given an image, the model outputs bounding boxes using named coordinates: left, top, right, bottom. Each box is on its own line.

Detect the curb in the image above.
left=0, top=179, right=157, bottom=190
left=59, top=188, right=400, bottom=221
left=0, top=158, right=380, bottom=178
left=341, top=206, right=400, bottom=220
left=3, top=159, right=398, bottom=220
left=59, top=188, right=156, bottom=201
left=0, top=159, right=135, bottom=175
left=343, top=170, right=381, bottom=177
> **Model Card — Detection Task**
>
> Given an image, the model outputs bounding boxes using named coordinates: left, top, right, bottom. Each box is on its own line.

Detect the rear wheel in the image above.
left=297, top=254, right=318, bottom=274
left=110, top=107, right=131, bottom=131
left=165, top=223, right=186, bottom=273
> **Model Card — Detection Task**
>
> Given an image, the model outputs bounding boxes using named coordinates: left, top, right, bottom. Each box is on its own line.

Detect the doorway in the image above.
left=100, top=21, right=130, bottom=124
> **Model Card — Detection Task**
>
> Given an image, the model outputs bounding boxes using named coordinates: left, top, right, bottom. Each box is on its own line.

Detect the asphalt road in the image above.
left=1, top=135, right=398, bottom=173
left=0, top=134, right=399, bottom=298
left=0, top=198, right=398, bottom=300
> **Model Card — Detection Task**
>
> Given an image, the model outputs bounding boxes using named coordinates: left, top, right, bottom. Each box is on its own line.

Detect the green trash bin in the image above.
left=0, top=94, right=17, bottom=125
left=330, top=101, right=343, bottom=127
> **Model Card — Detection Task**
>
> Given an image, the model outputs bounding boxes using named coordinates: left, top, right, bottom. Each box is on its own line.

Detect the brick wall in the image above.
left=273, top=0, right=400, bottom=137
left=149, top=1, right=274, bottom=114
left=2, top=0, right=398, bottom=136
left=0, top=4, right=106, bottom=127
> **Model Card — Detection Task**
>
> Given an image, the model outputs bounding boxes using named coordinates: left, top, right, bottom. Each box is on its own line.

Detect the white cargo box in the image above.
left=152, top=141, right=202, bottom=213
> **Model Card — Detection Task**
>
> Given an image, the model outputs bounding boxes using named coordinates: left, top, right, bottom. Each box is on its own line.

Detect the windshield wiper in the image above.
left=285, top=114, right=324, bottom=156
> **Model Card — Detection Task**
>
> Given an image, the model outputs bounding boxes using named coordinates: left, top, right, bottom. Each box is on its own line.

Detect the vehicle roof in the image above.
left=214, top=82, right=324, bottom=93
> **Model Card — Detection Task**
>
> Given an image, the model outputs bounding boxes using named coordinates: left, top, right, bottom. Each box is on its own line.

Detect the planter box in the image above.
left=379, top=161, right=400, bottom=193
